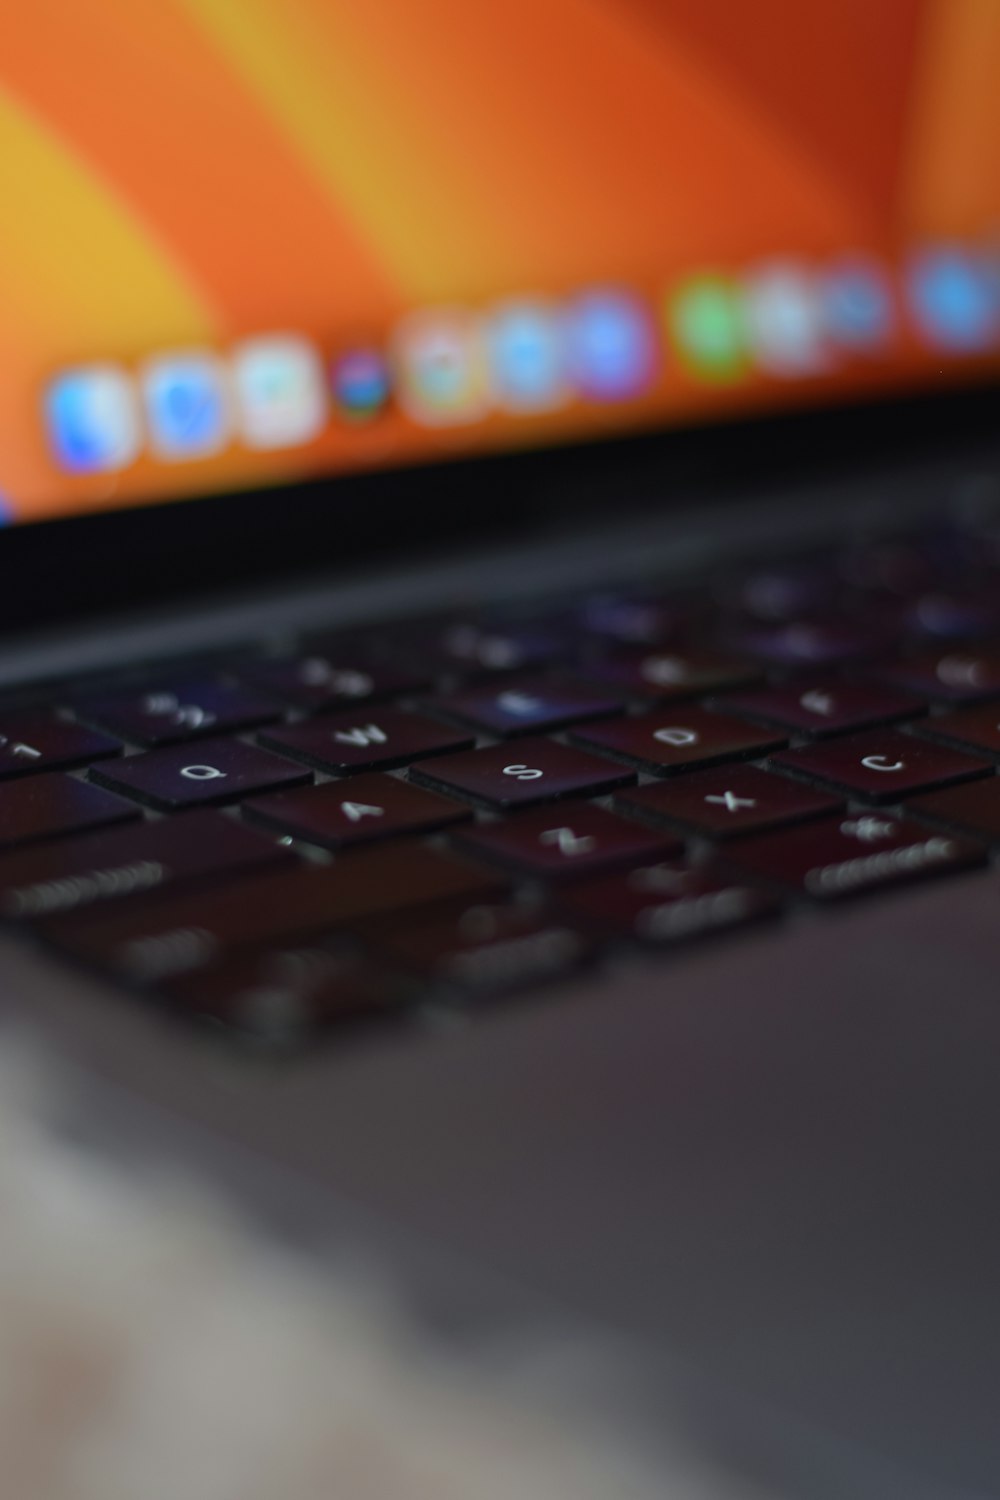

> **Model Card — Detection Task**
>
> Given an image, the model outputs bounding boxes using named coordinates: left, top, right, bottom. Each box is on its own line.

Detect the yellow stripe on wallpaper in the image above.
left=0, top=83, right=215, bottom=365
left=183, top=0, right=514, bottom=304
left=900, top=0, right=1000, bottom=235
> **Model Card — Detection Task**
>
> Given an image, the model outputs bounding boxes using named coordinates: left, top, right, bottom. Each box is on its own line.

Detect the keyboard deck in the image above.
left=4, top=515, right=1000, bottom=1047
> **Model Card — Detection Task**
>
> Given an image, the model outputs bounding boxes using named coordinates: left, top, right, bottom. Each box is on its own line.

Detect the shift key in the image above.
left=41, top=844, right=504, bottom=984
left=0, top=809, right=291, bottom=921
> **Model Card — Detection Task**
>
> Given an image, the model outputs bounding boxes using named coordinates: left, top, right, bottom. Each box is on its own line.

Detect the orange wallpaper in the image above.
left=0, top=0, right=997, bottom=521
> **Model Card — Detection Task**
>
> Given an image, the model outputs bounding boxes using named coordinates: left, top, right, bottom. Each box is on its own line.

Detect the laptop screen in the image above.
left=3, top=0, right=999, bottom=528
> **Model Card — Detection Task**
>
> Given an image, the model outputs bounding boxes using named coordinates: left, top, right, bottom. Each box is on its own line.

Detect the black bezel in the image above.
left=3, top=378, right=997, bottom=637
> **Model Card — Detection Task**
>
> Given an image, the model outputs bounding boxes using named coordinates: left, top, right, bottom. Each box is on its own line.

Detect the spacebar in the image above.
left=41, top=845, right=504, bottom=984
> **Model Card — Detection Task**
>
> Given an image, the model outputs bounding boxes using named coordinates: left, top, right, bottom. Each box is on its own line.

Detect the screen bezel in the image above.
left=2, top=376, right=998, bottom=638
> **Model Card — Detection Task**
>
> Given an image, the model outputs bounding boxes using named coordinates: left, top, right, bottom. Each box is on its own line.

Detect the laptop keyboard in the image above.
left=2, top=514, right=1000, bottom=1047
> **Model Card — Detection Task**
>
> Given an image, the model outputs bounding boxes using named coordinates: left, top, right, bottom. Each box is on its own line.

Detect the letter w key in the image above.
left=333, top=724, right=388, bottom=747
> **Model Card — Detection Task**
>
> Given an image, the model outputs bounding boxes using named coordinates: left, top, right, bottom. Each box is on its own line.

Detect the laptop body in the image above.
left=2, top=5, right=1000, bottom=1494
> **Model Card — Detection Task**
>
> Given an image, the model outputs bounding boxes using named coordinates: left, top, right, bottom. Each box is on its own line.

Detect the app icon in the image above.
left=141, top=352, right=230, bottom=459
left=44, top=365, right=140, bottom=472
left=232, top=335, right=327, bottom=449
left=565, top=290, right=657, bottom=400
left=484, top=300, right=567, bottom=411
left=907, top=248, right=999, bottom=352
left=820, top=258, right=894, bottom=351
left=331, top=348, right=391, bottom=421
left=742, top=264, right=827, bottom=375
left=668, top=275, right=747, bottom=380
left=393, top=311, right=487, bottom=424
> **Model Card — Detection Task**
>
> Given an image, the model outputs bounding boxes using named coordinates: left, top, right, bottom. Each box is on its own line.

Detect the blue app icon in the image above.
left=486, top=301, right=567, bottom=411
left=143, top=354, right=229, bottom=459
left=566, top=290, right=657, bottom=401
left=907, top=249, right=999, bottom=352
left=821, top=258, right=894, bottom=350
left=45, top=365, right=140, bottom=472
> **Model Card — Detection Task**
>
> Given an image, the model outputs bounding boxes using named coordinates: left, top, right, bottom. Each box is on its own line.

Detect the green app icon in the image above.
left=668, top=275, right=748, bottom=380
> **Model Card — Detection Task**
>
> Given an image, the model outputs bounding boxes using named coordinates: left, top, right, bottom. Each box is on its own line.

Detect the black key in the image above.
left=616, top=765, right=841, bottom=839
left=89, top=737, right=311, bottom=811
left=579, top=592, right=691, bottom=645
left=0, top=715, right=121, bottom=778
left=43, top=845, right=505, bottom=983
left=75, top=679, right=283, bottom=746
left=718, top=558, right=838, bottom=621
left=728, top=813, right=985, bottom=900
left=454, top=804, right=680, bottom=879
left=582, top=646, right=761, bottom=701
left=560, top=860, right=779, bottom=943
left=163, top=946, right=401, bottom=1040
left=911, top=704, right=1000, bottom=759
left=357, top=896, right=595, bottom=992
left=410, top=615, right=566, bottom=675
left=391, top=619, right=566, bottom=675
left=245, top=774, right=471, bottom=849
left=409, top=737, right=634, bottom=810
left=259, top=708, right=473, bottom=774
left=770, top=731, right=991, bottom=803
left=715, top=680, right=924, bottom=738
left=424, top=675, right=623, bottom=737
left=570, top=707, right=785, bottom=775
left=0, top=773, right=138, bottom=851
left=725, top=616, right=890, bottom=668
left=0, top=809, right=290, bottom=920
left=236, top=652, right=425, bottom=709
left=901, top=589, right=1000, bottom=641
left=873, top=648, right=1000, bottom=704
left=907, top=778, right=1000, bottom=846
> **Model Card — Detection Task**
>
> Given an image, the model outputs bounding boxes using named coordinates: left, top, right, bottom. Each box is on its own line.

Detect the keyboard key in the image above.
left=901, top=589, right=1000, bottom=641
left=715, top=680, right=924, bottom=738
left=560, top=860, right=779, bottom=944
left=728, top=813, right=985, bottom=900
left=43, top=845, right=505, bottom=983
left=910, top=704, right=1000, bottom=759
left=907, top=778, right=1000, bottom=846
left=244, top=774, right=471, bottom=849
left=453, top=803, right=680, bottom=879
left=874, top=648, right=1000, bottom=703
left=725, top=617, right=890, bottom=667
left=409, top=738, right=635, bottom=810
left=388, top=619, right=566, bottom=675
left=236, top=652, right=425, bottom=709
left=357, top=896, right=595, bottom=992
left=259, top=708, right=473, bottom=774
left=0, top=715, right=121, bottom=777
left=0, top=774, right=138, bottom=851
left=75, top=679, right=282, bottom=746
left=163, top=946, right=401, bottom=1040
left=579, top=592, right=691, bottom=645
left=424, top=676, right=623, bottom=737
left=616, top=765, right=841, bottom=839
left=0, top=810, right=290, bottom=920
left=718, top=558, right=838, bottom=621
left=570, top=707, right=785, bottom=775
left=770, top=731, right=991, bottom=803
left=583, top=646, right=761, bottom=701
left=89, top=738, right=311, bottom=811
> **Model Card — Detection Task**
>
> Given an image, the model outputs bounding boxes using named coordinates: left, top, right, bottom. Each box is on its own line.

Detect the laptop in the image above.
left=3, top=3, right=1000, bottom=1493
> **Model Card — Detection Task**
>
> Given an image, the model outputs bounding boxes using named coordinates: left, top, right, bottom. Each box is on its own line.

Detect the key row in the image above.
left=4, top=765, right=998, bottom=940
left=0, top=719, right=997, bottom=852
left=35, top=815, right=986, bottom=1005
left=13, top=649, right=1000, bottom=785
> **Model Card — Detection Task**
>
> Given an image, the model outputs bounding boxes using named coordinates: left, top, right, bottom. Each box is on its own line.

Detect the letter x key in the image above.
left=705, top=791, right=757, bottom=813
